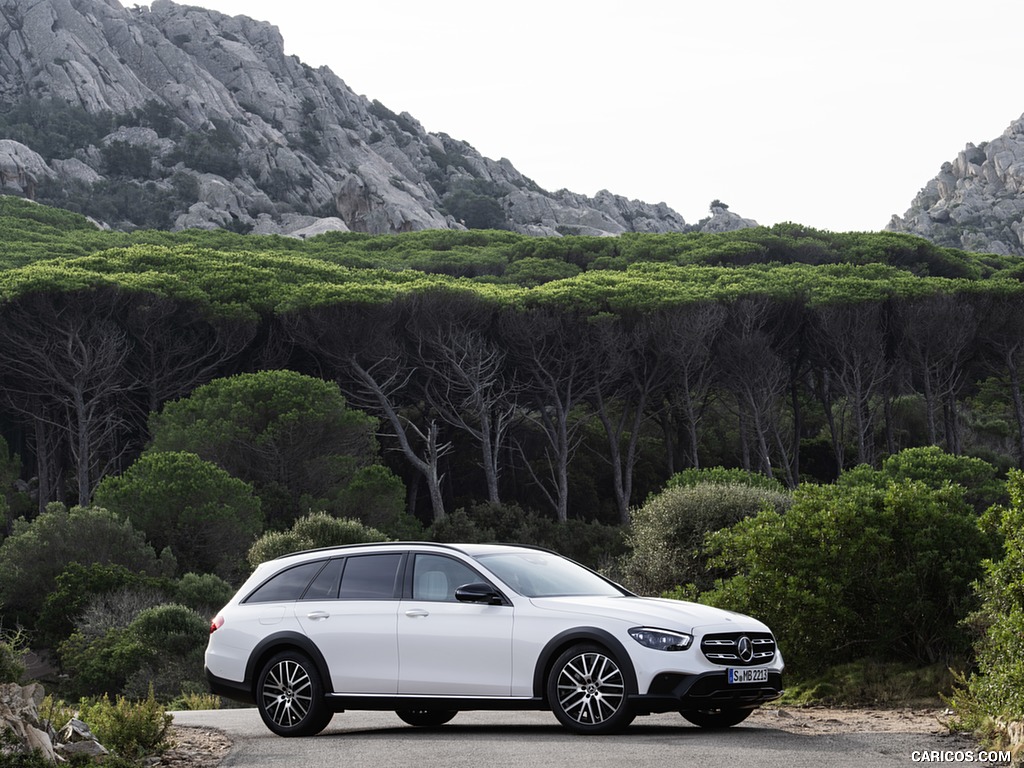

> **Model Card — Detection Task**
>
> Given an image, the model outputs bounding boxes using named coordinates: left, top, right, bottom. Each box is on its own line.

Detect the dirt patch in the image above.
left=149, top=726, right=232, bottom=768
left=749, top=706, right=952, bottom=735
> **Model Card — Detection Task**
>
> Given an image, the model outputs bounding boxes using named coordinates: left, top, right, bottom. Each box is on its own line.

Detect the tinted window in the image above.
left=339, top=554, right=403, bottom=600
left=245, top=561, right=326, bottom=603
left=412, top=554, right=485, bottom=602
left=302, top=559, right=344, bottom=600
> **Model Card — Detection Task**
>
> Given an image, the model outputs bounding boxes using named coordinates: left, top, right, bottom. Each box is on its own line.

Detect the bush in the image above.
left=37, top=562, right=169, bottom=648
left=60, top=604, right=208, bottom=701
left=173, top=573, right=234, bottom=617
left=0, top=626, right=27, bottom=683
left=247, top=512, right=389, bottom=567
left=94, top=451, right=263, bottom=579
left=0, top=504, right=172, bottom=629
left=878, top=446, right=1005, bottom=513
left=700, top=474, right=996, bottom=675
left=77, top=687, right=172, bottom=758
left=319, top=464, right=406, bottom=533
left=664, top=466, right=787, bottom=493
left=947, top=469, right=1024, bottom=735
left=620, top=482, right=792, bottom=595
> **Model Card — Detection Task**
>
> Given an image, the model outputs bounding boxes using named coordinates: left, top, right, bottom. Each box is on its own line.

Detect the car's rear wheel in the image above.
left=256, top=650, right=333, bottom=737
left=681, top=707, right=754, bottom=729
left=547, top=644, right=635, bottom=734
left=395, top=709, right=458, bottom=728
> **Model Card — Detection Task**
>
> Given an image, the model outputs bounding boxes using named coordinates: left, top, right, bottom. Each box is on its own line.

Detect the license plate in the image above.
left=728, top=668, right=769, bottom=684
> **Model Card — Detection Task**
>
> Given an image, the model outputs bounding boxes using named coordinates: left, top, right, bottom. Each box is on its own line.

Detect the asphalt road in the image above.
left=170, top=708, right=981, bottom=768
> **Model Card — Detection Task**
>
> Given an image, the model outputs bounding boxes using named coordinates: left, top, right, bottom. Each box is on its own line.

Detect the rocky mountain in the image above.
left=888, top=112, right=1024, bottom=256
left=0, top=0, right=753, bottom=237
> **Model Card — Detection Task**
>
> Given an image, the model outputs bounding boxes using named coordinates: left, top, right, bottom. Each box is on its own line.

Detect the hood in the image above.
left=528, top=595, right=771, bottom=634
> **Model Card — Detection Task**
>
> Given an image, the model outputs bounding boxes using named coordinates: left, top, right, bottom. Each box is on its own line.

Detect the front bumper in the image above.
left=630, top=670, right=784, bottom=714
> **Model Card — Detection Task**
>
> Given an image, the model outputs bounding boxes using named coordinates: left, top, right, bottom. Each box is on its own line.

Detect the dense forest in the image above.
left=2, top=194, right=1024, bottom=527
left=2, top=196, right=1024, bottom=752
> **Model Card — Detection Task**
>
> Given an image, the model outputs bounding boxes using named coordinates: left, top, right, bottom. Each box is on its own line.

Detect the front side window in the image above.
left=339, top=554, right=403, bottom=599
left=412, top=554, right=485, bottom=602
left=475, top=552, right=626, bottom=598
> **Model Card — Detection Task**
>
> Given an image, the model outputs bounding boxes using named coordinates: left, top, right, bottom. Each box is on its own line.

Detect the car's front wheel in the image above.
left=256, top=650, right=333, bottom=737
left=547, top=644, right=635, bottom=734
left=395, top=709, right=458, bottom=728
left=681, top=707, right=754, bottom=729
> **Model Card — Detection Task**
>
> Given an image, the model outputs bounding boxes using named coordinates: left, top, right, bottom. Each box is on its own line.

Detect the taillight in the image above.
left=210, top=614, right=224, bottom=634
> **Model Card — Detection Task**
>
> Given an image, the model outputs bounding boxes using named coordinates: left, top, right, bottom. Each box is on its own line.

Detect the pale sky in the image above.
left=142, top=0, right=1022, bottom=232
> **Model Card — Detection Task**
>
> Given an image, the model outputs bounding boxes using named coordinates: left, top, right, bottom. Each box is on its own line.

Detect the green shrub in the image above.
left=77, top=687, right=172, bottom=758
left=38, top=562, right=169, bottom=648
left=94, top=451, right=263, bottom=579
left=700, top=474, right=995, bottom=675
left=0, top=504, right=172, bottom=629
left=0, top=625, right=27, bottom=683
left=664, top=466, right=787, bottom=493
left=247, top=512, right=389, bottom=567
left=947, top=469, right=1024, bottom=737
left=59, top=604, right=208, bottom=701
left=170, top=691, right=221, bottom=711
left=620, top=482, right=792, bottom=595
left=878, top=446, right=1005, bottom=513
left=325, top=464, right=406, bottom=532
left=173, top=572, right=234, bottom=617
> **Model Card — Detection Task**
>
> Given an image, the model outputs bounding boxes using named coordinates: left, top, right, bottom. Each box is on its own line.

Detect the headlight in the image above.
left=628, top=627, right=692, bottom=651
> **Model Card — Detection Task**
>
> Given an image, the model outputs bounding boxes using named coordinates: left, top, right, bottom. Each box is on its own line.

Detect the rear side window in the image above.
left=245, top=561, right=326, bottom=603
left=302, top=559, right=344, bottom=600
left=339, top=554, right=403, bottom=599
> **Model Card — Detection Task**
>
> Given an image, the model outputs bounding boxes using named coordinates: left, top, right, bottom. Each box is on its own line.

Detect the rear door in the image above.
left=296, top=553, right=404, bottom=694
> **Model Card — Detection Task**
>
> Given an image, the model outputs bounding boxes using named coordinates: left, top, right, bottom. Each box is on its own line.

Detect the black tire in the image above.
left=256, top=650, right=333, bottom=737
left=395, top=709, right=458, bottom=728
left=681, top=707, right=754, bottom=729
left=547, top=644, right=635, bottom=735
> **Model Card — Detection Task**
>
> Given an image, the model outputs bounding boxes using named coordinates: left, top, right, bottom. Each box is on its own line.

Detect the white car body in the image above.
left=206, top=542, right=784, bottom=736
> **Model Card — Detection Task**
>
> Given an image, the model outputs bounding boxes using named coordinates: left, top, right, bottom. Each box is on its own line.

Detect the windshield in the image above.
left=475, top=552, right=626, bottom=598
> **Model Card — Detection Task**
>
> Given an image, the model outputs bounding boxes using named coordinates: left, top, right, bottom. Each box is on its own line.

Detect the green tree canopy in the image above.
left=148, top=370, right=389, bottom=528
left=94, top=451, right=263, bottom=579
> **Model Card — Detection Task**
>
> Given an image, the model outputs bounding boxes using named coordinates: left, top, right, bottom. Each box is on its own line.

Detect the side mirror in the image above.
left=455, top=582, right=504, bottom=605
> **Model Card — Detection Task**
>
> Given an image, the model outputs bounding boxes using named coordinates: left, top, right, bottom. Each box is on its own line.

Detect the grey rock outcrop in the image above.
left=0, top=139, right=54, bottom=196
left=0, top=682, right=108, bottom=761
left=888, top=113, right=1024, bottom=255
left=0, top=0, right=745, bottom=237
left=699, top=205, right=759, bottom=233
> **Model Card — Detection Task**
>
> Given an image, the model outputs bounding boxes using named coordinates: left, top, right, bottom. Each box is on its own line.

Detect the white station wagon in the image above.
left=205, top=542, right=784, bottom=736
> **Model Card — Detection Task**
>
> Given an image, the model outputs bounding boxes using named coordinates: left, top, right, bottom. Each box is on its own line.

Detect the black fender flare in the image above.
left=532, top=627, right=639, bottom=700
left=245, top=631, right=332, bottom=696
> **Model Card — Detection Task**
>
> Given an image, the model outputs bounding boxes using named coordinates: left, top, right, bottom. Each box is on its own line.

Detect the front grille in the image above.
left=700, top=632, right=776, bottom=666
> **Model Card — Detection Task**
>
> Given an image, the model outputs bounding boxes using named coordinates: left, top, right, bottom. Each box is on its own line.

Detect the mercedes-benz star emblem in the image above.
left=737, top=635, right=754, bottom=663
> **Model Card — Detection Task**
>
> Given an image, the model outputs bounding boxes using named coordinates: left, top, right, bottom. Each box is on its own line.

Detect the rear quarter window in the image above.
left=244, top=561, right=326, bottom=603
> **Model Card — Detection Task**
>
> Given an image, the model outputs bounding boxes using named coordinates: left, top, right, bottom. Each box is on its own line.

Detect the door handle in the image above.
left=405, top=609, right=430, bottom=618
left=306, top=611, right=330, bottom=621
